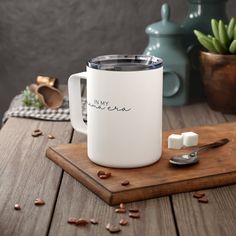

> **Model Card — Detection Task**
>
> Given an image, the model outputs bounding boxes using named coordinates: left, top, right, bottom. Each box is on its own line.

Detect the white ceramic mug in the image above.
left=68, top=55, right=163, bottom=168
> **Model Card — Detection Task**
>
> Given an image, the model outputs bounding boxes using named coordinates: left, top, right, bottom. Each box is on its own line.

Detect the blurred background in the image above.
left=0, top=0, right=235, bottom=121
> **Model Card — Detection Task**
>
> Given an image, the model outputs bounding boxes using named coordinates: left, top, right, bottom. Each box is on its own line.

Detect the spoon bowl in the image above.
left=169, top=138, right=229, bottom=166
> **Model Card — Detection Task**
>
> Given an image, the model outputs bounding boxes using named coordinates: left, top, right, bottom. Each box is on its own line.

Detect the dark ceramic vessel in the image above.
left=200, top=51, right=236, bottom=113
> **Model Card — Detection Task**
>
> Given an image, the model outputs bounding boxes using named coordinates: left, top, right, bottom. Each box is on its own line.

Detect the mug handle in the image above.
left=68, top=72, right=87, bottom=135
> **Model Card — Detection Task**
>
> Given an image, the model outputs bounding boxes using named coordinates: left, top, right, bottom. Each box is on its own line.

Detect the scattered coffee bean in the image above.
left=34, top=198, right=45, bottom=206
left=193, top=191, right=205, bottom=199
left=68, top=217, right=78, bottom=224
left=97, top=170, right=112, bottom=179
left=129, top=208, right=139, bottom=213
left=119, top=219, right=128, bottom=226
left=47, top=134, right=55, bottom=139
left=106, top=223, right=111, bottom=230
left=99, top=174, right=109, bottom=179
left=119, top=203, right=125, bottom=209
left=32, top=130, right=43, bottom=137
left=14, top=204, right=21, bottom=210
left=106, top=172, right=112, bottom=177
left=108, top=224, right=121, bottom=233
left=100, top=173, right=112, bottom=179
left=198, top=197, right=209, bottom=203
left=97, top=170, right=106, bottom=177
left=75, top=218, right=89, bottom=226
left=90, top=218, right=98, bottom=224
left=115, top=208, right=126, bottom=213
left=129, top=212, right=140, bottom=218
left=121, top=180, right=130, bottom=186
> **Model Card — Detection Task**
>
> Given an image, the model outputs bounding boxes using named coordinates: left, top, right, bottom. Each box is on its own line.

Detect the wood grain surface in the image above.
left=165, top=104, right=236, bottom=236
left=48, top=132, right=177, bottom=236
left=1, top=84, right=236, bottom=236
left=0, top=118, right=73, bottom=236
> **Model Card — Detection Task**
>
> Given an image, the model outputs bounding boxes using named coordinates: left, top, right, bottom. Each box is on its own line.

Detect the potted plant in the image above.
left=194, top=18, right=236, bottom=113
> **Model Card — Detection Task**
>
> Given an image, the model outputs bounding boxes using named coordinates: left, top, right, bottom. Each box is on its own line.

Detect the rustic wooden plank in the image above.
left=163, top=103, right=226, bottom=130
left=167, top=103, right=236, bottom=236
left=173, top=186, right=236, bottom=236
left=49, top=133, right=177, bottom=236
left=0, top=118, right=72, bottom=236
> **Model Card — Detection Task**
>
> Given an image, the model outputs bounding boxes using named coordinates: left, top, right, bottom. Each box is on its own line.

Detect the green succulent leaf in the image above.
left=212, top=38, right=227, bottom=53
left=194, top=18, right=236, bottom=54
left=194, top=30, right=217, bottom=52
left=227, top=17, right=236, bottom=40
left=194, top=30, right=208, bottom=39
left=218, top=20, right=230, bottom=47
left=211, top=19, right=219, bottom=40
left=234, top=25, right=236, bottom=40
left=229, top=40, right=236, bottom=54
left=197, top=36, right=217, bottom=53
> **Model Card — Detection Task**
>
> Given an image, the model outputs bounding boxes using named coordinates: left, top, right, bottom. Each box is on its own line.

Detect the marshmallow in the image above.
left=168, top=134, right=183, bottom=149
left=182, top=132, right=199, bottom=147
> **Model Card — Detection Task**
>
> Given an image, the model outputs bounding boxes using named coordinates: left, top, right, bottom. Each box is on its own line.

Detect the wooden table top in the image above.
left=1, top=86, right=236, bottom=236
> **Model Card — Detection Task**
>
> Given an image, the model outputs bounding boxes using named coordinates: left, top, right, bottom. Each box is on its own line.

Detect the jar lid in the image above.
left=145, top=3, right=182, bottom=36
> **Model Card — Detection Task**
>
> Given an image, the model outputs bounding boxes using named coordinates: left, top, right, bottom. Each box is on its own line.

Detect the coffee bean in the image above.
left=129, top=208, right=139, bottom=213
left=14, top=204, right=21, bottom=210
left=97, top=170, right=105, bottom=177
left=34, top=198, right=45, bottom=206
left=108, top=225, right=121, bottom=233
left=75, top=218, right=89, bottom=226
left=119, top=203, right=125, bottom=209
left=97, top=170, right=112, bottom=179
left=99, top=174, right=109, bottom=179
left=106, top=172, right=112, bottom=177
left=193, top=191, right=205, bottom=198
left=121, top=180, right=130, bottom=186
left=68, top=217, right=78, bottom=224
left=106, top=223, right=111, bottom=230
left=90, top=218, right=98, bottom=224
left=32, top=130, right=43, bottom=137
left=47, top=134, right=55, bottom=139
left=115, top=208, right=126, bottom=213
left=198, top=197, right=209, bottom=203
left=119, top=219, right=128, bottom=226
left=129, top=212, right=140, bottom=218
left=101, top=174, right=112, bottom=179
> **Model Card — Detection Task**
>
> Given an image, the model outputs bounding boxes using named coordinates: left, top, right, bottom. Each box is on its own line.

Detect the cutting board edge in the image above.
left=46, top=146, right=114, bottom=204
left=46, top=145, right=236, bottom=206
left=109, top=171, right=236, bottom=205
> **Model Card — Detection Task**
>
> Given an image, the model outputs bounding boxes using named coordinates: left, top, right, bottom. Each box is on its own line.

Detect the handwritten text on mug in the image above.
left=88, top=99, right=131, bottom=112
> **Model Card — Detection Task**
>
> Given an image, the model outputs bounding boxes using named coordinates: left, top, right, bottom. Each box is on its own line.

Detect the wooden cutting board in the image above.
left=46, top=122, right=236, bottom=205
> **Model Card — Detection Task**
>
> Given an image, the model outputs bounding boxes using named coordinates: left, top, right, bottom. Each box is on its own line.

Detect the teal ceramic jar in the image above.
left=182, top=0, right=228, bottom=49
left=144, top=3, right=189, bottom=106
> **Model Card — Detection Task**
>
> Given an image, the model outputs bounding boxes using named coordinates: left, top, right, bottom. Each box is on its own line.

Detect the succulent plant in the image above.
left=194, top=18, right=236, bottom=54
left=22, top=86, right=44, bottom=109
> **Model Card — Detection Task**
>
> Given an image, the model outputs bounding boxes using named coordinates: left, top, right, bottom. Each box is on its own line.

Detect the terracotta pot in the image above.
left=200, top=51, right=236, bottom=114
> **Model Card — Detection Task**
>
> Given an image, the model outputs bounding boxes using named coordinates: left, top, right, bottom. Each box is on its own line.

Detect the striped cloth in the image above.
left=2, top=94, right=87, bottom=123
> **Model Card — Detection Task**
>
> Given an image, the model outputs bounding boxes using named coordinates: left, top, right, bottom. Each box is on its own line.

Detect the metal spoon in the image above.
left=169, top=138, right=229, bottom=166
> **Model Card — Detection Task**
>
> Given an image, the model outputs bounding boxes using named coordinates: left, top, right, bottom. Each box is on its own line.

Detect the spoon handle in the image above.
left=195, top=138, right=229, bottom=154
